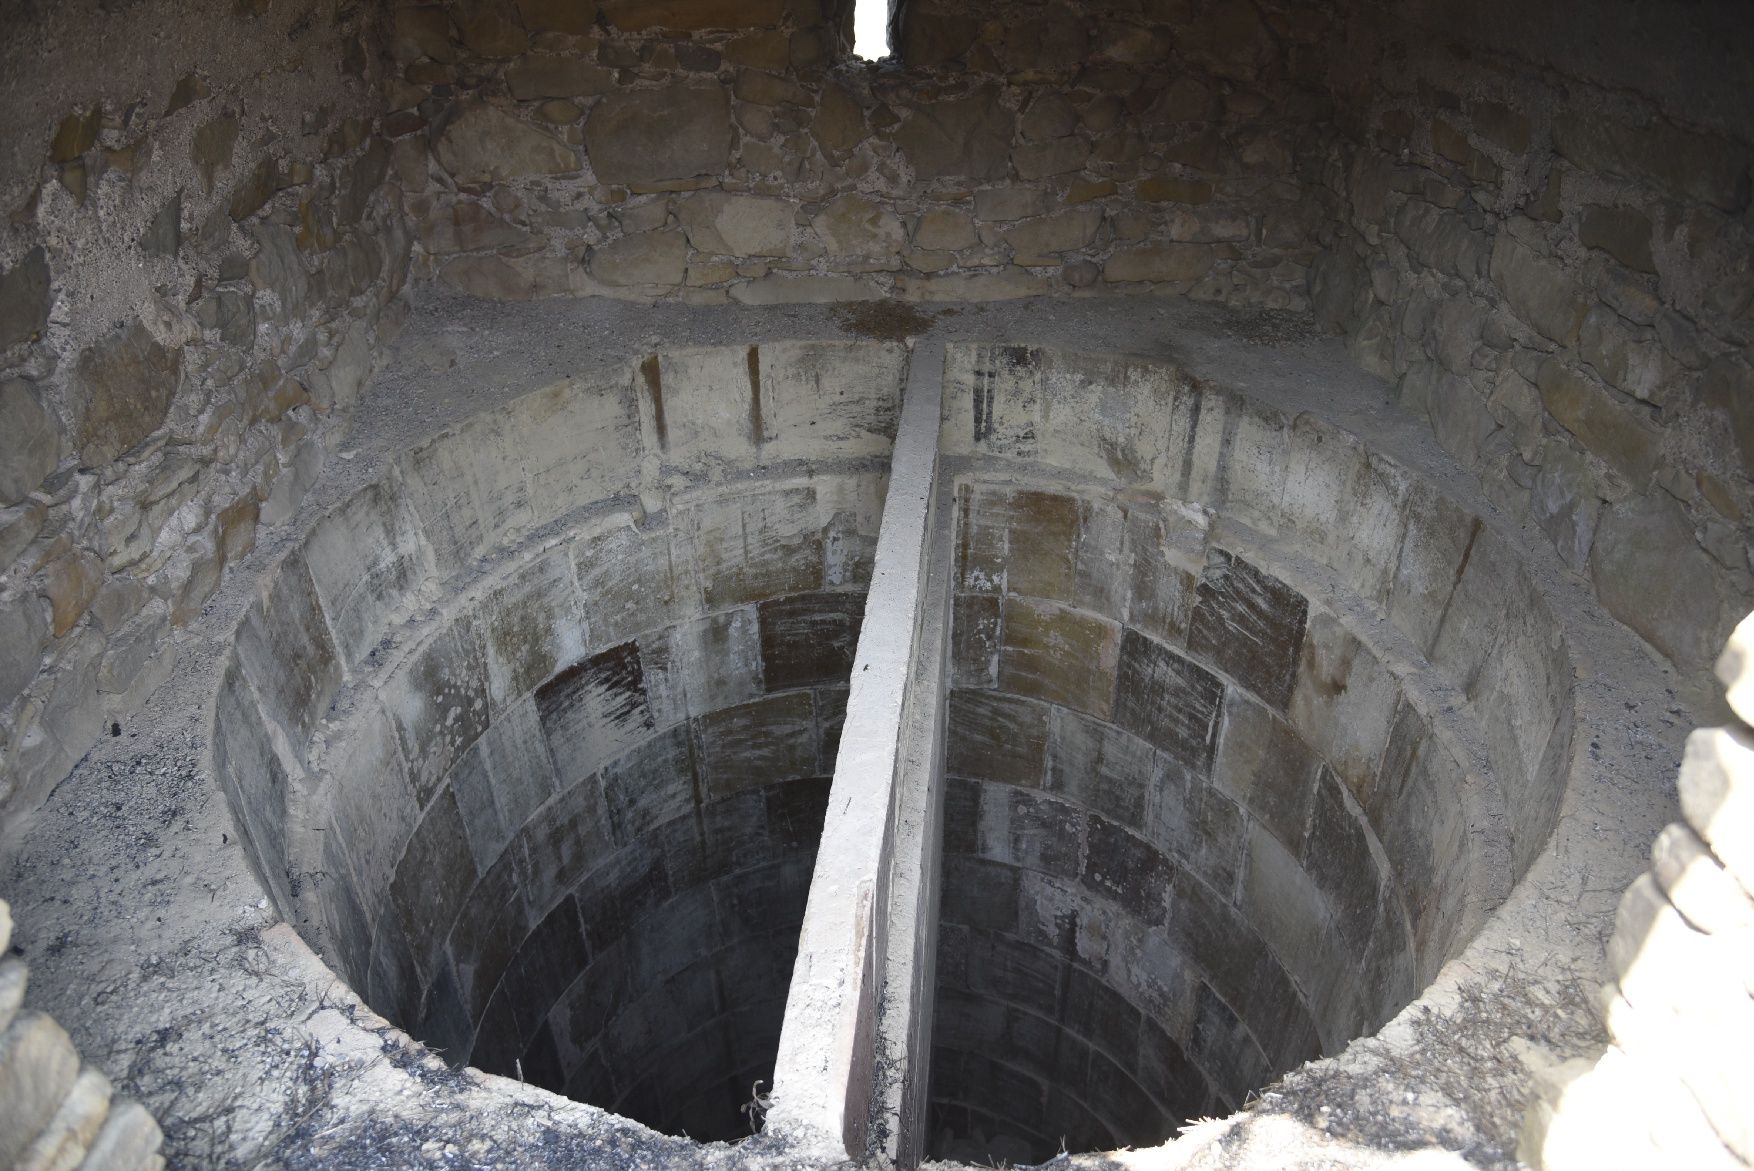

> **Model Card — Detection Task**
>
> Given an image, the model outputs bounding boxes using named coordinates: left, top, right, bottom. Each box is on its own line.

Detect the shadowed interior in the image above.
left=926, top=482, right=1455, bottom=1163
left=209, top=341, right=905, bottom=1142
left=921, top=339, right=1573, bottom=1165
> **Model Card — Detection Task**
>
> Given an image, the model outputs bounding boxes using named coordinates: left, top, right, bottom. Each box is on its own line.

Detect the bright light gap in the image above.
left=853, top=0, right=889, bottom=60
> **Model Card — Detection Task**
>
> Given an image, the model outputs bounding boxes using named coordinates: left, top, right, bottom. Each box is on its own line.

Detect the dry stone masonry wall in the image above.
left=3, top=0, right=1750, bottom=841
left=0, top=1, right=412, bottom=817
left=393, top=0, right=1331, bottom=308
left=1306, top=4, right=1754, bottom=679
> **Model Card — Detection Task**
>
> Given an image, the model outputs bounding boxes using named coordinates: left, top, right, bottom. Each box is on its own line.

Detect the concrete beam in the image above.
left=767, top=342, right=950, bottom=1163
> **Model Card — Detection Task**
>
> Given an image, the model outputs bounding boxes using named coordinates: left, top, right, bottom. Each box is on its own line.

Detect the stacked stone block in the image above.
left=0, top=899, right=163, bottom=1171
left=1522, top=610, right=1754, bottom=1171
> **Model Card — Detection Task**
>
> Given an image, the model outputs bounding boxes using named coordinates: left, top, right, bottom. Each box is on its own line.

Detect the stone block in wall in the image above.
left=512, top=376, right=642, bottom=533
left=438, top=252, right=575, bottom=300
left=434, top=102, right=578, bottom=183
left=640, top=609, right=757, bottom=728
left=678, top=192, right=794, bottom=257
left=588, top=229, right=688, bottom=286
left=1490, top=234, right=1590, bottom=347
left=419, top=201, right=526, bottom=254
left=1125, top=508, right=1203, bottom=649
left=506, top=56, right=615, bottom=101
left=1083, top=814, right=1174, bottom=928
left=600, top=723, right=696, bottom=847
left=957, top=484, right=1076, bottom=600
left=1700, top=355, right=1754, bottom=479
left=696, top=691, right=817, bottom=799
left=1281, top=417, right=1411, bottom=604
left=1535, top=359, right=1659, bottom=484
left=1103, top=244, right=1215, bottom=284
left=755, top=340, right=904, bottom=459
left=1302, top=767, right=1385, bottom=953
left=1308, top=248, right=1369, bottom=333
left=973, top=784, right=1082, bottom=882
left=1591, top=493, right=1735, bottom=672
left=811, top=194, right=906, bottom=258
left=1388, top=480, right=1480, bottom=655
left=1187, top=550, right=1307, bottom=712
left=1113, top=629, right=1224, bottom=775
left=1003, top=207, right=1102, bottom=264
left=1422, top=368, right=1501, bottom=470
left=758, top=592, right=863, bottom=692
left=973, top=187, right=1048, bottom=223
left=893, top=90, right=1012, bottom=182
left=1012, top=136, right=1090, bottom=181
left=398, top=412, right=533, bottom=576
left=573, top=521, right=677, bottom=651
left=1288, top=610, right=1399, bottom=801
left=584, top=87, right=732, bottom=186
left=1240, top=821, right=1350, bottom=1040
left=1571, top=296, right=1648, bottom=383
left=1528, top=439, right=1601, bottom=570
left=898, top=3, right=979, bottom=69
left=450, top=696, right=561, bottom=873
left=65, top=320, right=181, bottom=467
left=998, top=597, right=1120, bottom=718
left=1394, top=200, right=1489, bottom=281
left=536, top=640, right=655, bottom=790
left=0, top=247, right=50, bottom=349
left=302, top=477, right=433, bottom=670
left=685, top=484, right=824, bottom=607
left=946, top=690, right=1048, bottom=788
left=1380, top=732, right=1472, bottom=963
left=389, top=788, right=480, bottom=979
left=477, top=550, right=587, bottom=707
left=1043, top=707, right=1153, bottom=832
left=1552, top=113, right=1750, bottom=213
left=1579, top=204, right=1657, bottom=275
left=231, top=552, right=342, bottom=756
left=0, top=380, right=60, bottom=505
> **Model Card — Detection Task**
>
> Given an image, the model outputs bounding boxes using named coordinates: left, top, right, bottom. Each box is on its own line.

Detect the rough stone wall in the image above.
left=0, top=1, right=414, bottom=816
left=1522, top=610, right=1754, bottom=1170
left=392, top=0, right=1333, bottom=307
left=1307, top=1, right=1754, bottom=678
left=0, top=898, right=165, bottom=1171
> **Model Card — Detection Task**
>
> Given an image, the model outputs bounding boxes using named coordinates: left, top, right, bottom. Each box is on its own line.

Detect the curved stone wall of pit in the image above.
left=207, top=340, right=907, bottom=1141
left=926, top=343, right=1575, bottom=1162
